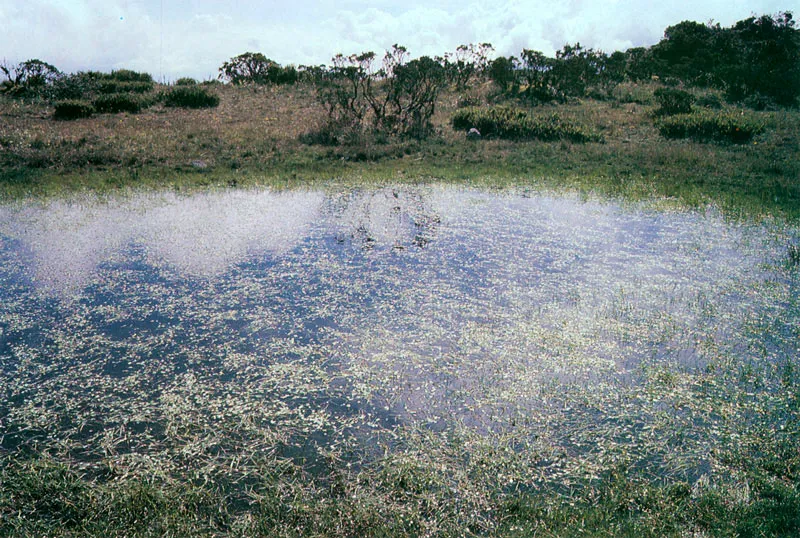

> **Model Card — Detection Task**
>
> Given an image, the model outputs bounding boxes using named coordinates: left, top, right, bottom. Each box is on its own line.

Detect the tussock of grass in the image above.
left=163, top=86, right=220, bottom=109
left=452, top=105, right=603, bottom=142
left=53, top=99, right=95, bottom=120
left=655, top=109, right=765, bottom=143
left=92, top=92, right=146, bottom=114
left=97, top=80, right=154, bottom=95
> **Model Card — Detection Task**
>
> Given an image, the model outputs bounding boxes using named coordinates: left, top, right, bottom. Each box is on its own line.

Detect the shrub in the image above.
left=219, top=52, right=297, bottom=85
left=107, top=69, right=153, bottom=83
left=174, top=77, right=197, bottom=86
left=163, top=86, right=219, bottom=109
left=53, top=99, right=95, bottom=120
left=655, top=110, right=764, bottom=143
left=48, top=71, right=102, bottom=100
left=742, top=92, right=778, bottom=111
left=585, top=86, right=611, bottom=101
left=313, top=48, right=445, bottom=140
left=695, top=92, right=723, bottom=109
left=654, top=88, right=694, bottom=116
left=97, top=80, right=154, bottom=94
left=0, top=59, right=61, bottom=98
left=452, top=105, right=602, bottom=142
left=92, top=93, right=143, bottom=113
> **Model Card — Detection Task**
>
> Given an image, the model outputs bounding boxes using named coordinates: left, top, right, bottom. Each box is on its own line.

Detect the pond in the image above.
left=1, top=184, right=798, bottom=486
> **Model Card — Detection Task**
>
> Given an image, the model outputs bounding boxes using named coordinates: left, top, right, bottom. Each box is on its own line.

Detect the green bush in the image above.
left=654, top=88, right=694, bottom=116
left=742, top=92, right=779, bottom=111
left=107, top=69, right=153, bottom=83
left=452, top=105, right=602, bottom=142
left=174, top=77, right=197, bottom=86
left=1, top=59, right=62, bottom=98
left=48, top=71, right=102, bottom=100
left=163, top=86, right=220, bottom=109
left=219, top=52, right=298, bottom=85
left=695, top=93, right=723, bottom=109
left=53, top=99, right=95, bottom=120
left=97, top=80, right=154, bottom=94
left=92, top=93, right=143, bottom=113
left=655, top=110, right=764, bottom=143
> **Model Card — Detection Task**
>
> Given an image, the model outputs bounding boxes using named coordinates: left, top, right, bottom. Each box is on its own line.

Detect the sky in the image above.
left=0, top=0, right=792, bottom=81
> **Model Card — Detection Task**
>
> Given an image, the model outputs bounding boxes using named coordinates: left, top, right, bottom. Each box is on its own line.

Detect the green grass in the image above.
left=3, top=414, right=798, bottom=537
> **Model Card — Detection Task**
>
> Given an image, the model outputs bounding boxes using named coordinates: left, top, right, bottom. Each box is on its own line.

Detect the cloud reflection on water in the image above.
left=0, top=189, right=324, bottom=293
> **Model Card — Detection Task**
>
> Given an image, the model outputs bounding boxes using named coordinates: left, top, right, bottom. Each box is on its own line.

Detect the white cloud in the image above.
left=0, top=0, right=792, bottom=80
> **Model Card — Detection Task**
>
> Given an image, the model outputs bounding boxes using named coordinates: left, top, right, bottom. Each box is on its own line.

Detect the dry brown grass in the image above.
left=1, top=81, right=798, bottom=218
left=0, top=83, right=324, bottom=173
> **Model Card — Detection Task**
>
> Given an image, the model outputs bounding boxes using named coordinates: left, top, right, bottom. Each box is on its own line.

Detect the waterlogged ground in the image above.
left=1, top=184, right=799, bottom=529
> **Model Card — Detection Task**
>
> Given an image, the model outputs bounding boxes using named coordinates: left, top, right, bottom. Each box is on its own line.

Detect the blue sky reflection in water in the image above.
left=0, top=185, right=798, bottom=483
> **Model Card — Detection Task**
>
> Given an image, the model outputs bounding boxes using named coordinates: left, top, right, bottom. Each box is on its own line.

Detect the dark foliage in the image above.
left=550, top=43, right=608, bottom=97
left=47, top=71, right=103, bottom=100
left=107, top=69, right=154, bottom=83
left=482, top=12, right=798, bottom=108
left=163, top=86, right=220, bottom=108
left=653, top=88, right=695, bottom=115
left=440, top=43, right=494, bottom=90
left=488, top=56, right=516, bottom=93
left=652, top=12, right=800, bottom=106
left=623, top=47, right=659, bottom=81
left=92, top=93, right=144, bottom=114
left=452, top=105, right=602, bottom=142
left=489, top=44, right=617, bottom=103
left=0, top=59, right=61, bottom=97
left=655, top=110, right=764, bottom=143
left=391, top=56, right=447, bottom=138
left=219, top=52, right=298, bottom=85
left=53, top=99, right=95, bottom=120
left=97, top=80, right=154, bottom=94
left=309, top=45, right=446, bottom=141
left=695, top=92, right=723, bottom=109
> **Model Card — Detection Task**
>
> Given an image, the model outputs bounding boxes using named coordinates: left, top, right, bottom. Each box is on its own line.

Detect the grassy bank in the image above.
left=1, top=82, right=798, bottom=218
left=3, top=383, right=799, bottom=537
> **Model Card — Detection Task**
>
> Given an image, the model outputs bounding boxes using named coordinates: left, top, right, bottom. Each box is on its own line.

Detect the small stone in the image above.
left=466, top=127, right=481, bottom=140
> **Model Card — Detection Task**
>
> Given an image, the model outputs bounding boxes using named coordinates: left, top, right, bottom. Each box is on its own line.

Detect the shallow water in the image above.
left=1, top=185, right=798, bottom=479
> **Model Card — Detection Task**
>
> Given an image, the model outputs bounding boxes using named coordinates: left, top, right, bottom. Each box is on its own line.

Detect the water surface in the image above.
left=1, top=185, right=797, bottom=481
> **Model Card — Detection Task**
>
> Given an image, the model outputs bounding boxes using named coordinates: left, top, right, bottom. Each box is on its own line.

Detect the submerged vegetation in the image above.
left=1, top=9, right=799, bottom=538
left=1, top=186, right=799, bottom=537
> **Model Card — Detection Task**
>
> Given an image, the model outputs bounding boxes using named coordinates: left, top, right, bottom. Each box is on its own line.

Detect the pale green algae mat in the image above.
left=0, top=185, right=798, bottom=496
